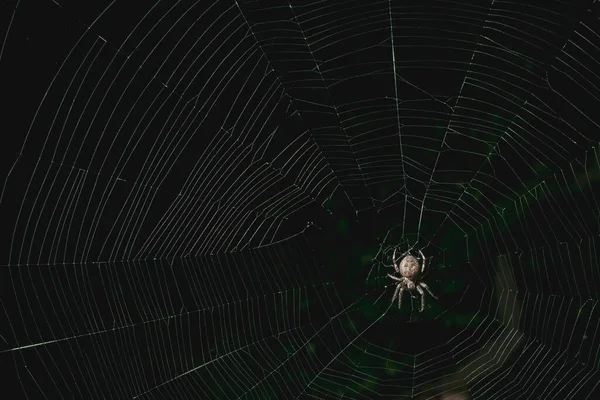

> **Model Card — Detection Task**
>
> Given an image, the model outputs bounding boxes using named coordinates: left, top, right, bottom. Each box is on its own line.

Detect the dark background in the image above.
left=1, top=0, right=600, bottom=398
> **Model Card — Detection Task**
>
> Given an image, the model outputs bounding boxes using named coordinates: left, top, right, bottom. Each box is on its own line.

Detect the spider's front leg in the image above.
left=419, top=282, right=438, bottom=299
left=391, top=283, right=401, bottom=302
left=416, top=286, right=425, bottom=312
left=398, top=287, right=404, bottom=309
left=390, top=279, right=405, bottom=309
left=391, top=282, right=405, bottom=309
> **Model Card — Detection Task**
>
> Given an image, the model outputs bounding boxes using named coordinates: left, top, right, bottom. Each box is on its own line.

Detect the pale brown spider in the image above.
left=388, top=248, right=437, bottom=311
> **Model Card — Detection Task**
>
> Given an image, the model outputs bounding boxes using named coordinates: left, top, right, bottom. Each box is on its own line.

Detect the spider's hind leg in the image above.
left=419, top=250, right=426, bottom=274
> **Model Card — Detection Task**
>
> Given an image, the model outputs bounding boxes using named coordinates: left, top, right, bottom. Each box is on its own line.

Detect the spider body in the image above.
left=398, top=255, right=420, bottom=281
left=388, top=249, right=437, bottom=312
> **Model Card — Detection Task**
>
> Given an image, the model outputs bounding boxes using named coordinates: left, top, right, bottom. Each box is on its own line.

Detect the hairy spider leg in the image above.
left=392, top=283, right=401, bottom=302
left=419, top=282, right=437, bottom=299
left=419, top=250, right=426, bottom=273
left=387, top=274, right=404, bottom=283
left=398, top=287, right=404, bottom=309
left=416, top=286, right=425, bottom=311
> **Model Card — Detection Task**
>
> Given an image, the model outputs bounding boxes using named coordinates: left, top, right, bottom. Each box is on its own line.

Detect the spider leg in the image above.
left=387, top=274, right=404, bottom=283
left=419, top=250, right=426, bottom=274
left=416, top=286, right=425, bottom=312
left=391, top=283, right=401, bottom=302
left=398, top=287, right=404, bottom=309
left=419, top=282, right=438, bottom=299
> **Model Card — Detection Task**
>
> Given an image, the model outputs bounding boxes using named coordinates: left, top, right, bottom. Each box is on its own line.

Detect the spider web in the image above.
left=1, top=0, right=600, bottom=399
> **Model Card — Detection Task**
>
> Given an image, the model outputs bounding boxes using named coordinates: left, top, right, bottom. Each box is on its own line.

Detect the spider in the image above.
left=387, top=248, right=438, bottom=312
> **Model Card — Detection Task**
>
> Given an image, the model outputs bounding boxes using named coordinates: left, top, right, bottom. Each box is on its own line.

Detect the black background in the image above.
left=1, top=0, right=600, bottom=399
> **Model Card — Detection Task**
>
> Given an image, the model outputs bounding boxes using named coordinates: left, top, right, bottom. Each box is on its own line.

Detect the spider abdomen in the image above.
left=399, top=255, right=420, bottom=280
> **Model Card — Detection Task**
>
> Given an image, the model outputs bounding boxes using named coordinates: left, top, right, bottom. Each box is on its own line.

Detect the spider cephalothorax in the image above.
left=388, top=248, right=437, bottom=311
